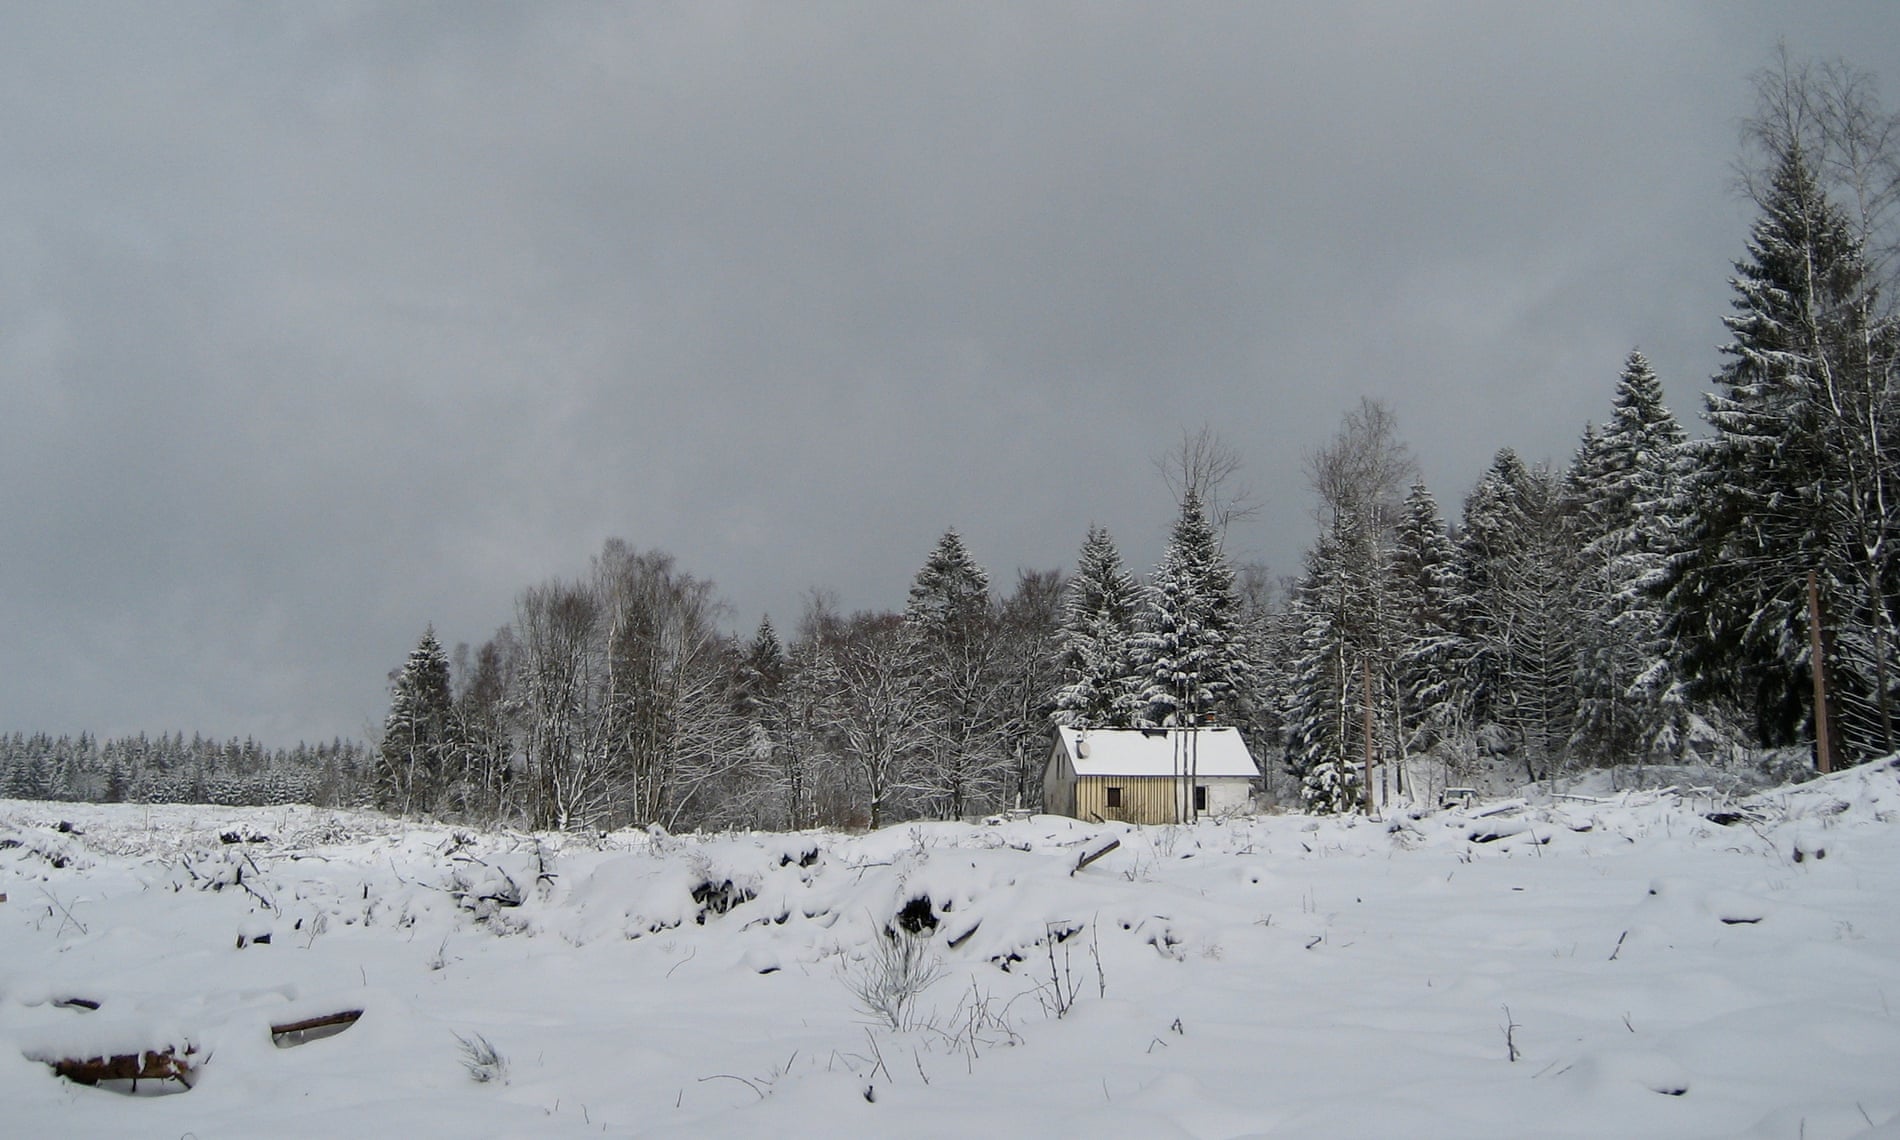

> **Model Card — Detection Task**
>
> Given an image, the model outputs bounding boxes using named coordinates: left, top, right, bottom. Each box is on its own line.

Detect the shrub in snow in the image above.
left=446, top=857, right=525, bottom=918
left=454, top=1031, right=508, bottom=1084
left=841, top=924, right=943, bottom=1030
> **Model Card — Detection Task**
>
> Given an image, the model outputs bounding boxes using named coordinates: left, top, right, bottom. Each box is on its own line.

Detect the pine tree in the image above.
left=379, top=627, right=457, bottom=816
left=1285, top=522, right=1369, bottom=813
left=1390, top=481, right=1473, bottom=777
left=904, top=529, right=1003, bottom=818
left=905, top=529, right=991, bottom=642
left=1569, top=351, right=1693, bottom=765
left=1503, top=464, right=1582, bottom=781
left=738, top=616, right=787, bottom=715
left=1667, top=143, right=1899, bottom=761
left=1133, top=491, right=1252, bottom=728
left=1454, top=451, right=1525, bottom=738
left=1458, top=451, right=1581, bottom=781
left=736, top=615, right=803, bottom=828
left=1053, top=525, right=1144, bottom=728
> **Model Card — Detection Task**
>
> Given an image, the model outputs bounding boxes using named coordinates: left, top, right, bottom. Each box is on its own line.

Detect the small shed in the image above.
left=1044, top=726, right=1259, bottom=824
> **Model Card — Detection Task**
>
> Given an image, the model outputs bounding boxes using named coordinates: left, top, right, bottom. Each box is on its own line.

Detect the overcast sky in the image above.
left=5, top=3, right=1899, bottom=745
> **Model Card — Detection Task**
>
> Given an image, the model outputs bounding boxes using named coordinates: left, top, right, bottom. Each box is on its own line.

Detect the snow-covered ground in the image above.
left=5, top=763, right=1900, bottom=1139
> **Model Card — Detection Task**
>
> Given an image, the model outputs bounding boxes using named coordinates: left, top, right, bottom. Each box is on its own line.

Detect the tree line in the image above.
left=1280, top=52, right=1900, bottom=809
left=373, top=472, right=1264, bottom=831
left=0, top=732, right=373, bottom=807
left=372, top=52, right=1898, bottom=828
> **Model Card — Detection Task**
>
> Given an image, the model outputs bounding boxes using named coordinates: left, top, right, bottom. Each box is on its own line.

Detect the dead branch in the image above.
left=1072, top=838, right=1120, bottom=876
left=271, top=1009, right=363, bottom=1047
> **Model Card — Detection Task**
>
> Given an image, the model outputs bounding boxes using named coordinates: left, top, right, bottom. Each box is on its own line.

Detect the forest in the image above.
left=4, top=54, right=1896, bottom=830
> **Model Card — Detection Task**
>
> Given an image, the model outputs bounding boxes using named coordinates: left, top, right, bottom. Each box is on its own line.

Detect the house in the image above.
left=1043, top=726, right=1259, bottom=824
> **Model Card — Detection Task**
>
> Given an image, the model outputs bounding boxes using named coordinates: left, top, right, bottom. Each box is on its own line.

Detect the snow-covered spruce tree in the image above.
left=1665, top=142, right=1899, bottom=762
left=379, top=627, right=458, bottom=817
left=1285, top=520, right=1369, bottom=813
left=726, top=615, right=792, bottom=829
left=1501, top=464, right=1582, bottom=782
left=1564, top=421, right=1619, bottom=763
left=1456, top=451, right=1583, bottom=782
left=1130, top=491, right=1253, bottom=821
left=1453, top=451, right=1522, bottom=737
left=1053, top=525, right=1145, bottom=729
left=1389, top=481, right=1476, bottom=785
left=904, top=529, right=1005, bottom=819
left=1566, top=352, right=1694, bottom=766
left=1133, top=491, right=1252, bottom=729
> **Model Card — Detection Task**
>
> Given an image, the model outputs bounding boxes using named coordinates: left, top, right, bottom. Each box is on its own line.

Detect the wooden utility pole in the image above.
left=1362, top=656, right=1377, bottom=815
left=1187, top=715, right=1199, bottom=822
left=1808, top=570, right=1834, bottom=774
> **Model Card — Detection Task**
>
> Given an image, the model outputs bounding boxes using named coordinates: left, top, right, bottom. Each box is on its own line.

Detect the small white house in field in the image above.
left=1044, top=726, right=1259, bottom=824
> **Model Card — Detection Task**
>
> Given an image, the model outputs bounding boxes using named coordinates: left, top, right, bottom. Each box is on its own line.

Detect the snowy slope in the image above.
left=4, top=762, right=1899, bottom=1138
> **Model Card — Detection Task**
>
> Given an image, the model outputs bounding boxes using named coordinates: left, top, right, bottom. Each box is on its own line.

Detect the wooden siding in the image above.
left=1076, top=775, right=1190, bottom=825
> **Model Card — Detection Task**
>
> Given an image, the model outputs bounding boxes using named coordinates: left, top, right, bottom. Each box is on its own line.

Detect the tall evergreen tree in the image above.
left=1053, top=525, right=1144, bottom=728
left=1390, top=481, right=1472, bottom=777
left=1569, top=352, right=1693, bottom=765
left=735, top=614, right=831, bottom=830
left=379, top=627, right=457, bottom=816
left=1666, top=143, right=1899, bottom=761
left=905, top=529, right=992, bottom=641
left=904, top=529, right=1003, bottom=818
left=1453, top=451, right=1525, bottom=741
left=1133, top=491, right=1252, bottom=728
left=1459, top=451, right=1581, bottom=781
left=1285, top=519, right=1370, bottom=813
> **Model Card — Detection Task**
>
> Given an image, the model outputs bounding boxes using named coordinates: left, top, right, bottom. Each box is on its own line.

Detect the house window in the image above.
left=1105, top=786, right=1122, bottom=808
left=1194, top=785, right=1208, bottom=812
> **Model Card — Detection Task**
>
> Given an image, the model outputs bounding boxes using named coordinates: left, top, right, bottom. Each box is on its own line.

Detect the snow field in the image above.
left=3, top=762, right=1900, bottom=1137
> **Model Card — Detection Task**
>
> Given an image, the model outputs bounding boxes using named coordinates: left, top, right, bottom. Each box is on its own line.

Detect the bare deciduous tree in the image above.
left=1304, top=397, right=1416, bottom=537
left=1741, top=44, right=1900, bottom=292
left=1155, top=425, right=1261, bottom=534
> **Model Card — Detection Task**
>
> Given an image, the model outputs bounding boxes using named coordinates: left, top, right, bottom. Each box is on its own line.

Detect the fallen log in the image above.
left=50, top=1046, right=195, bottom=1090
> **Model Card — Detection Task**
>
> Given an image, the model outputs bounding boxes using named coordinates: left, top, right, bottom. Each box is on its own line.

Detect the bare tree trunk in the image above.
left=1362, top=656, right=1376, bottom=815
left=1811, top=570, right=1835, bottom=773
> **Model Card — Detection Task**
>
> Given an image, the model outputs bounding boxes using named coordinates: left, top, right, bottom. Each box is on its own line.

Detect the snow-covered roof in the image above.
left=1053, top=726, right=1259, bottom=779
